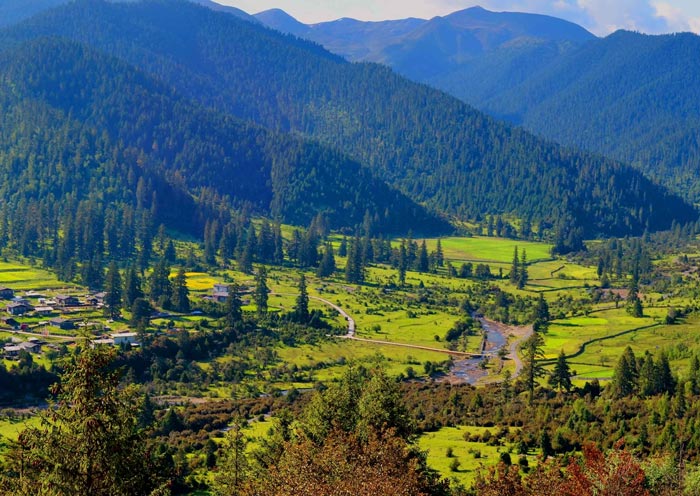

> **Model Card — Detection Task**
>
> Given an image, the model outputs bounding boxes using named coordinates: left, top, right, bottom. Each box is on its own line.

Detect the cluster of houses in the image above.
left=3, top=337, right=45, bottom=358
left=1, top=288, right=106, bottom=318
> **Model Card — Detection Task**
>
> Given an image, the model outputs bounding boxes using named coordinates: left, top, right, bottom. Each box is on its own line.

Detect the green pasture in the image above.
left=418, top=425, right=530, bottom=489
left=0, top=261, right=66, bottom=290
left=541, top=309, right=657, bottom=359
left=423, top=236, right=552, bottom=264
left=276, top=339, right=450, bottom=382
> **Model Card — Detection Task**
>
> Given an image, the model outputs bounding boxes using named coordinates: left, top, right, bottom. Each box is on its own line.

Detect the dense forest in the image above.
left=1, top=0, right=695, bottom=238
left=0, top=35, right=447, bottom=265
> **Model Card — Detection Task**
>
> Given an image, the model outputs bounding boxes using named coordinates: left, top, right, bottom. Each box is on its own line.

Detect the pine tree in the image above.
left=148, top=258, right=172, bottom=309
left=435, top=239, right=444, bottom=267
left=104, top=262, right=122, bottom=319
left=521, top=332, right=545, bottom=404
left=338, top=236, right=348, bottom=257
left=397, top=240, right=407, bottom=286
left=510, top=246, right=519, bottom=285
left=0, top=344, right=171, bottom=495
left=171, top=267, right=190, bottom=313
left=293, top=274, right=309, bottom=323
left=225, top=283, right=243, bottom=329
left=317, top=243, right=336, bottom=278
left=549, top=350, right=572, bottom=392
left=418, top=240, right=429, bottom=273
left=254, top=266, right=269, bottom=317
left=611, top=347, right=637, bottom=398
left=238, top=225, right=256, bottom=274
left=123, top=264, right=143, bottom=308
left=517, top=249, right=528, bottom=289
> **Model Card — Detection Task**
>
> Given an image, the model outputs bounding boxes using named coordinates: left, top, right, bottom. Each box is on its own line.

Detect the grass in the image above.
left=418, top=425, right=531, bottom=489
left=276, top=339, right=450, bottom=382
left=423, top=236, right=552, bottom=264
left=0, top=261, right=67, bottom=290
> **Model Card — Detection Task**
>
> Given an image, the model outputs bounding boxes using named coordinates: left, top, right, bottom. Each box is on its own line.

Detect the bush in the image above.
left=449, top=458, right=461, bottom=472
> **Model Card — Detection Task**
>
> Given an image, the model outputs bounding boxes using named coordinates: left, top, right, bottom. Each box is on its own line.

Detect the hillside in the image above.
left=3, top=0, right=694, bottom=238
left=479, top=31, right=700, bottom=200
left=257, top=8, right=700, bottom=203
left=0, top=37, right=444, bottom=250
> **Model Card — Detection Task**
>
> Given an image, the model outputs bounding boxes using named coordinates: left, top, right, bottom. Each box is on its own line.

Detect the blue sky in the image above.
left=221, top=0, right=700, bottom=35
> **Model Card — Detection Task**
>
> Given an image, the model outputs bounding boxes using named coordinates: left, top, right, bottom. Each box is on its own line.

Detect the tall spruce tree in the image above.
left=171, top=267, right=190, bottom=313
left=549, top=350, right=572, bottom=392
left=510, top=246, right=519, bottom=285
left=317, top=243, right=336, bottom=278
left=254, top=266, right=269, bottom=317
left=104, top=262, right=122, bottom=319
left=293, top=274, right=309, bottom=323
left=0, top=344, right=171, bottom=495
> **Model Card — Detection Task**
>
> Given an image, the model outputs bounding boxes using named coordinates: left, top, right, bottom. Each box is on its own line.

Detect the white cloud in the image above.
left=653, top=1, right=700, bottom=32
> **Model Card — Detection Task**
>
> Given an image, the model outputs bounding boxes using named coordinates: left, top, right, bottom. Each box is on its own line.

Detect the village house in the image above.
left=212, top=283, right=230, bottom=303
left=0, top=287, right=14, bottom=299
left=34, top=306, right=55, bottom=316
left=55, top=295, right=80, bottom=307
left=87, top=292, right=107, bottom=306
left=6, top=301, right=31, bottom=316
left=18, top=340, right=41, bottom=353
left=3, top=344, right=21, bottom=358
left=49, top=317, right=75, bottom=330
left=111, top=332, right=138, bottom=346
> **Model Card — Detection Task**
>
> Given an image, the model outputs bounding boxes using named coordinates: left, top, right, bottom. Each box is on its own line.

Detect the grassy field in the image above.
left=423, top=237, right=552, bottom=264
left=418, top=425, right=532, bottom=489
left=0, top=261, right=67, bottom=290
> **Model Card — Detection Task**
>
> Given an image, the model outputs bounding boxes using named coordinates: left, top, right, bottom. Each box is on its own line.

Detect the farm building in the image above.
left=112, top=332, right=138, bottom=346
left=0, top=287, right=14, bottom=299
left=49, top=318, right=75, bottom=330
left=6, top=301, right=32, bottom=316
left=55, top=295, right=80, bottom=307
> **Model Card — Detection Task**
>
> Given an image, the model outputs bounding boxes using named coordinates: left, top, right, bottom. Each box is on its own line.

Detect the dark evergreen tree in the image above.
left=104, top=262, right=122, bottom=319
left=418, top=240, right=429, bottom=273
left=317, top=242, right=336, bottom=278
left=254, top=266, right=269, bottom=317
left=224, top=283, right=243, bottom=329
left=123, top=264, right=143, bottom=308
left=171, top=267, right=190, bottom=313
left=549, top=350, right=572, bottom=392
left=293, top=274, right=309, bottom=323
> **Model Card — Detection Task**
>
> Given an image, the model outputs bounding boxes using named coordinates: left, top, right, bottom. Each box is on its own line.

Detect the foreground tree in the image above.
left=521, top=332, right=546, bottom=404
left=0, top=344, right=171, bottom=495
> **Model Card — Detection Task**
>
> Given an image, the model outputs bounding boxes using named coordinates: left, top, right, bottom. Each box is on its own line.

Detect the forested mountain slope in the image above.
left=0, top=37, right=443, bottom=240
left=3, top=0, right=695, bottom=238
left=258, top=8, right=700, bottom=203
left=479, top=31, right=700, bottom=200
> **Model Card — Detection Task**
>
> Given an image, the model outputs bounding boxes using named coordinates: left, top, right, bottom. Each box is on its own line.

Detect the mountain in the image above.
left=478, top=31, right=700, bottom=201
left=0, top=0, right=68, bottom=27
left=255, top=7, right=700, bottom=203
left=0, top=37, right=443, bottom=242
left=2, top=0, right=695, bottom=238
left=253, top=6, right=597, bottom=105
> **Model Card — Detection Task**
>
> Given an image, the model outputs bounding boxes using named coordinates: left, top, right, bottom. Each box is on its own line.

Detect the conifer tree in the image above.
left=435, top=239, right=444, bottom=267
left=510, top=246, right=519, bottom=285
left=549, top=350, right=572, bottom=392
left=254, top=266, right=269, bottom=317
left=418, top=240, right=429, bottom=273
left=123, top=264, right=143, bottom=308
left=521, top=332, right=545, bottom=404
left=171, top=267, right=190, bottom=313
left=0, top=344, right=171, bottom=495
left=317, top=243, right=336, bottom=278
left=104, top=262, right=122, bottom=319
left=293, top=274, right=309, bottom=323
left=225, top=283, right=243, bottom=329
left=517, top=249, right=528, bottom=289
